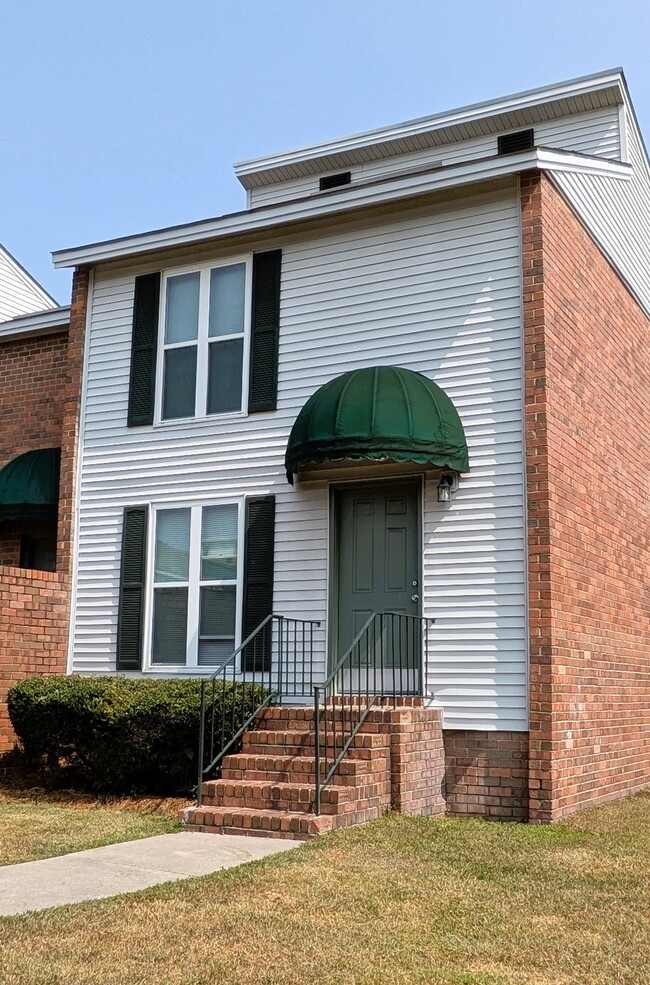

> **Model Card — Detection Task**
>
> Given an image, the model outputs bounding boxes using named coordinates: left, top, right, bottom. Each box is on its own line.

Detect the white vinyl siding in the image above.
left=249, top=106, right=621, bottom=208
left=72, top=183, right=527, bottom=731
left=551, top=105, right=650, bottom=316
left=0, top=245, right=56, bottom=322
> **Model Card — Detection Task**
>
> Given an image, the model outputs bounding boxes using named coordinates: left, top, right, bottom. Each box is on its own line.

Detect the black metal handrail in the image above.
left=197, top=614, right=320, bottom=804
left=313, top=611, right=434, bottom=814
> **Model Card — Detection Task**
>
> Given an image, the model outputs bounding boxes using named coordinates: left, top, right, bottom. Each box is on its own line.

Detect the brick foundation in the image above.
left=443, top=731, right=529, bottom=820
left=522, top=171, right=650, bottom=821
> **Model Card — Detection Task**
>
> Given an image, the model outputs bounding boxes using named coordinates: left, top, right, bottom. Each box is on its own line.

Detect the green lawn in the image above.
left=0, top=789, right=182, bottom=865
left=2, top=791, right=650, bottom=984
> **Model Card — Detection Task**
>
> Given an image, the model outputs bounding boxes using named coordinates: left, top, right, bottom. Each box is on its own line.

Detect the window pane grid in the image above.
left=150, top=503, right=241, bottom=670
left=159, top=260, right=248, bottom=423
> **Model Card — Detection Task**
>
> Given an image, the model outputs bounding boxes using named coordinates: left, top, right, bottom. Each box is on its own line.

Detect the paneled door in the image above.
left=333, top=481, right=421, bottom=692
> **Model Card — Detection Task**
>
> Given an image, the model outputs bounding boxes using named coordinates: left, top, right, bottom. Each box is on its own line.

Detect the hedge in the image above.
left=7, top=675, right=268, bottom=795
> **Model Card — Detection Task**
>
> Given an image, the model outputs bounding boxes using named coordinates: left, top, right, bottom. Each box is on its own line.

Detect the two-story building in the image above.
left=41, top=67, right=650, bottom=831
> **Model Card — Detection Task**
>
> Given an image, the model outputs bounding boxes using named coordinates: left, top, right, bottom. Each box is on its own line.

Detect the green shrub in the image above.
left=7, top=675, right=268, bottom=795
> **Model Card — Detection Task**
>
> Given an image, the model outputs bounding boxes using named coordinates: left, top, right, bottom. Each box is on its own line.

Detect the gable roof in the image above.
left=0, top=242, right=58, bottom=323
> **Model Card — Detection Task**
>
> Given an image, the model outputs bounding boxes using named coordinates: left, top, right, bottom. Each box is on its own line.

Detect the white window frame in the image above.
left=154, top=255, right=252, bottom=426
left=143, top=498, right=245, bottom=673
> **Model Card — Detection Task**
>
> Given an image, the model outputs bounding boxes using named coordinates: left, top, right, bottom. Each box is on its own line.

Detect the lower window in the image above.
left=150, top=501, right=241, bottom=667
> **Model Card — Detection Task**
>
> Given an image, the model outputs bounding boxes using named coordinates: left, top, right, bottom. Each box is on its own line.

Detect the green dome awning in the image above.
left=285, top=367, right=469, bottom=483
left=0, top=448, right=61, bottom=521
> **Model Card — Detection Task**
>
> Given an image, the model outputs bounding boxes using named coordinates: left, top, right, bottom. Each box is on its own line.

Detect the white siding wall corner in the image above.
left=72, top=184, right=528, bottom=732
left=249, top=106, right=621, bottom=209
left=551, top=107, right=650, bottom=316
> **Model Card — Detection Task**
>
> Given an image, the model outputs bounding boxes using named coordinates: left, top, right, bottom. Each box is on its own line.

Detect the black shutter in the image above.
left=116, top=507, right=148, bottom=671
left=127, top=272, right=161, bottom=426
left=248, top=251, right=281, bottom=413
left=242, top=496, right=275, bottom=671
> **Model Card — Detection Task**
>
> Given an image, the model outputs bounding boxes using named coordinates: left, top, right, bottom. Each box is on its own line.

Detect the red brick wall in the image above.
left=0, top=267, right=89, bottom=752
left=443, top=731, right=529, bottom=820
left=522, top=171, right=650, bottom=821
left=389, top=705, right=446, bottom=816
left=0, top=331, right=67, bottom=466
left=0, top=328, right=70, bottom=751
left=0, top=567, right=69, bottom=752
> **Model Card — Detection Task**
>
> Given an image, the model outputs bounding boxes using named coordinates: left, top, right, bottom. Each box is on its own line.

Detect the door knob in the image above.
left=411, top=594, right=419, bottom=602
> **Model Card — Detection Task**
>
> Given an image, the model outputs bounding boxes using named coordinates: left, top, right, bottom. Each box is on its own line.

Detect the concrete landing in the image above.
left=0, top=831, right=298, bottom=916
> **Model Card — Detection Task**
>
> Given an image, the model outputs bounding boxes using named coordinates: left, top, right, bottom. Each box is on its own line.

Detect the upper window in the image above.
left=157, top=258, right=251, bottom=422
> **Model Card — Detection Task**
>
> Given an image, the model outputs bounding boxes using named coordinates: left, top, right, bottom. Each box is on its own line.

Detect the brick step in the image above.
left=182, top=801, right=387, bottom=839
left=221, top=752, right=379, bottom=786
left=259, top=706, right=381, bottom=730
left=201, top=778, right=389, bottom=814
left=242, top=728, right=390, bottom=757
left=182, top=805, right=335, bottom=840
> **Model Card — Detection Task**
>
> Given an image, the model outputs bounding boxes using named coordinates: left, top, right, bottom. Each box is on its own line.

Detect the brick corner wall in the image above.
left=522, top=170, right=650, bottom=821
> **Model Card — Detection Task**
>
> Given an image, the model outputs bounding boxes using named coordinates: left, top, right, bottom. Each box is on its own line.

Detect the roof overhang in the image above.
left=235, top=68, right=626, bottom=189
left=0, top=305, right=71, bottom=341
left=52, top=147, right=631, bottom=270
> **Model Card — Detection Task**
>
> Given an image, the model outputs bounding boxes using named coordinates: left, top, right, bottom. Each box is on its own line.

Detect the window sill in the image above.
left=153, top=410, right=249, bottom=429
left=140, top=666, right=237, bottom=676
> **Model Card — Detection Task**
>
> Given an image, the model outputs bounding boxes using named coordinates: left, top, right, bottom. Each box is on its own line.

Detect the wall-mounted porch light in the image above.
left=437, top=473, right=455, bottom=503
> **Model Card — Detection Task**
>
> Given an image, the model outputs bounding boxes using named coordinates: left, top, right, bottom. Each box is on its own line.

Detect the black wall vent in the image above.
left=498, top=129, right=534, bottom=155
left=319, top=171, right=352, bottom=191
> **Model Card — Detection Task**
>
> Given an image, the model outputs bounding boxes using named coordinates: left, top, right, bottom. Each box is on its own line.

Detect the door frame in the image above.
left=328, top=474, right=423, bottom=674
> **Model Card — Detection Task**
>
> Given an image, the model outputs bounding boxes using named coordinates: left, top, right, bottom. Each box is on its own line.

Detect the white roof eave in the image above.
left=52, top=148, right=631, bottom=270
left=0, top=305, right=71, bottom=340
left=234, top=68, right=625, bottom=187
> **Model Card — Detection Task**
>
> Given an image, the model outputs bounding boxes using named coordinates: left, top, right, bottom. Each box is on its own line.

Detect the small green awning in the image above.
left=0, top=448, right=61, bottom=521
left=285, top=367, right=469, bottom=483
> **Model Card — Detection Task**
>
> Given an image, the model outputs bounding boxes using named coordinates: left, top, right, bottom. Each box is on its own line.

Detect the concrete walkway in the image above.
left=0, top=832, right=298, bottom=916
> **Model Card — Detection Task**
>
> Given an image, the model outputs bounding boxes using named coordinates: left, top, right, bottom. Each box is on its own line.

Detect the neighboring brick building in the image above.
left=0, top=291, right=80, bottom=752
left=4, top=70, right=650, bottom=830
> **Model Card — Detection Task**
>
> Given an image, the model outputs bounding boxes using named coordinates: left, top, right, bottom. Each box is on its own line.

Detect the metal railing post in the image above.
left=277, top=616, right=284, bottom=705
left=197, top=679, right=206, bottom=806
left=314, top=685, right=321, bottom=815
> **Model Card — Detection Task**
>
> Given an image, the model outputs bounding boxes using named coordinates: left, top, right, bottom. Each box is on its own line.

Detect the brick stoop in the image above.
left=181, top=701, right=446, bottom=840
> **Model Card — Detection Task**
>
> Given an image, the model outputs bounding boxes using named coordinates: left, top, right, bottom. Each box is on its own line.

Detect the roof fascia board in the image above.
left=52, top=148, right=630, bottom=269
left=234, top=69, right=625, bottom=183
left=0, top=305, right=71, bottom=340
left=536, top=147, right=632, bottom=178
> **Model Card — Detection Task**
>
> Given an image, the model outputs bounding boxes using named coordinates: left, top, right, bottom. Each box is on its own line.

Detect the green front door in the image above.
left=334, top=481, right=421, bottom=690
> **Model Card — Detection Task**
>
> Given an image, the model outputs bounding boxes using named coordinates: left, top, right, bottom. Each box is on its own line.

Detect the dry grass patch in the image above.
left=0, top=785, right=184, bottom=865
left=2, top=792, right=650, bottom=984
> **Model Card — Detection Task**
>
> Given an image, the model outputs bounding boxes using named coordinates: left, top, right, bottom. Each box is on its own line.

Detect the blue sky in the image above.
left=3, top=0, right=649, bottom=302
